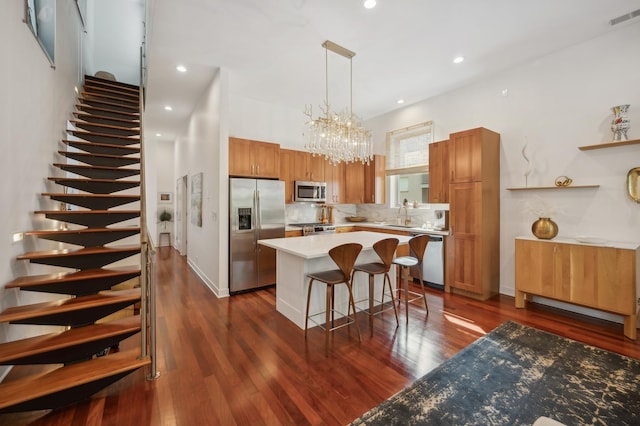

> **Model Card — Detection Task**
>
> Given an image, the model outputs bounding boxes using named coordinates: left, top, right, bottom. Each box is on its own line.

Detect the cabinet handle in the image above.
left=251, top=164, right=255, bottom=174
left=257, top=165, right=260, bottom=174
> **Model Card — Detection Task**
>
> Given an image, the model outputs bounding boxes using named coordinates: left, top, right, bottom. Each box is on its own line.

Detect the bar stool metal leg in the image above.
left=326, top=283, right=331, bottom=356
left=403, top=265, right=410, bottom=323
left=367, top=273, right=373, bottom=333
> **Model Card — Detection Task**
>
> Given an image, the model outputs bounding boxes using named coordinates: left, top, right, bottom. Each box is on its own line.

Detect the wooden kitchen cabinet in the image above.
left=428, top=140, right=449, bottom=203
left=344, top=162, right=365, bottom=204
left=293, top=151, right=324, bottom=182
left=229, top=137, right=280, bottom=179
left=446, top=128, right=500, bottom=300
left=344, top=155, right=386, bottom=204
left=279, top=148, right=295, bottom=203
left=324, top=160, right=345, bottom=204
left=364, top=155, right=386, bottom=204
left=515, top=237, right=638, bottom=340
left=449, top=128, right=499, bottom=183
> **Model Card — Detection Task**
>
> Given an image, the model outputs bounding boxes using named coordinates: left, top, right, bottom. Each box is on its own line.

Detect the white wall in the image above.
left=85, top=0, right=144, bottom=85
left=0, top=0, right=84, bottom=378
left=229, top=95, right=305, bottom=148
left=366, top=22, right=640, bottom=321
left=174, top=69, right=229, bottom=297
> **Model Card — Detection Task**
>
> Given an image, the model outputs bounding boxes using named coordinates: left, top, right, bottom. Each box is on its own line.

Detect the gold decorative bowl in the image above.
left=554, top=176, right=573, bottom=187
left=346, top=216, right=367, bottom=222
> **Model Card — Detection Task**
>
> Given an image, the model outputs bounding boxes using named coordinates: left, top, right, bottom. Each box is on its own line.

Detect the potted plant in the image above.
left=159, top=209, right=172, bottom=231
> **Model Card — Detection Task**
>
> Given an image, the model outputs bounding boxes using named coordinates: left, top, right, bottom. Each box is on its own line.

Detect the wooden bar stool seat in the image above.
left=352, top=238, right=400, bottom=334
left=305, top=243, right=363, bottom=355
left=391, top=234, right=430, bottom=323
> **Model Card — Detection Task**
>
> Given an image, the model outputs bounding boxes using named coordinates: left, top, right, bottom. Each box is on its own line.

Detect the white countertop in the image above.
left=259, top=231, right=412, bottom=259
left=516, top=235, right=640, bottom=250
left=285, top=222, right=450, bottom=236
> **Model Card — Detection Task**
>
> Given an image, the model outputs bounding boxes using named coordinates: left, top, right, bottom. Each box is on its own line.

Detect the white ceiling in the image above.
left=143, top=0, right=640, bottom=143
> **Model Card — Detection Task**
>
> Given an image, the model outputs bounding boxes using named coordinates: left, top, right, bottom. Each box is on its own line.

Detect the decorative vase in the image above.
left=611, top=104, right=630, bottom=142
left=531, top=217, right=558, bottom=240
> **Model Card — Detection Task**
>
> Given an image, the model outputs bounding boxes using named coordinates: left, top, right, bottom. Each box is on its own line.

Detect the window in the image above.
left=24, top=0, right=56, bottom=65
left=386, top=121, right=433, bottom=206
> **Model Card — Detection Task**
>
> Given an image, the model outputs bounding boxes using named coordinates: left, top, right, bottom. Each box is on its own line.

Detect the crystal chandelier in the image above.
left=304, top=40, right=373, bottom=165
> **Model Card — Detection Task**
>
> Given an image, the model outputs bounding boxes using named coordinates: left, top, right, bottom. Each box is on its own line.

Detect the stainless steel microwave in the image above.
left=294, top=181, right=327, bottom=202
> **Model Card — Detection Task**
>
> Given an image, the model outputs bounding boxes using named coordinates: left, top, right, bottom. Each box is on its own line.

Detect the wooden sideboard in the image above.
left=515, top=237, right=639, bottom=340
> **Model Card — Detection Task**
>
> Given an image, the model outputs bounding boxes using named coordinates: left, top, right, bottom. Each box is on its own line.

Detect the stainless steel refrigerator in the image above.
left=229, top=178, right=285, bottom=293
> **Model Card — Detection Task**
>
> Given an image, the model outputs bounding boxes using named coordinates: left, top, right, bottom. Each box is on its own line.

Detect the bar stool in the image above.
left=391, top=234, right=430, bottom=323
left=352, top=238, right=400, bottom=334
left=305, top=243, right=363, bottom=355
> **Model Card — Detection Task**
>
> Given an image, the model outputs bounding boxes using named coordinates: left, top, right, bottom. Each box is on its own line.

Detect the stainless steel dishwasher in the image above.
left=410, top=234, right=444, bottom=289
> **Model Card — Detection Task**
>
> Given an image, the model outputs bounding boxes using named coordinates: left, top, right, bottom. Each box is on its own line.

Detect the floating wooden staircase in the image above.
left=0, top=75, right=151, bottom=413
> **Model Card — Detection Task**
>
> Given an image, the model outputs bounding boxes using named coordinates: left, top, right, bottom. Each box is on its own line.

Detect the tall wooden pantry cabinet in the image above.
left=445, top=127, right=500, bottom=300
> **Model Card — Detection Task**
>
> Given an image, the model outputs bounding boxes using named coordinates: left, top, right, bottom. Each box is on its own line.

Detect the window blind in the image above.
left=385, top=121, right=433, bottom=175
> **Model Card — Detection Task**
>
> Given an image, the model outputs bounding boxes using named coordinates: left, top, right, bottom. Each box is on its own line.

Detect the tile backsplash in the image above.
left=285, top=203, right=448, bottom=227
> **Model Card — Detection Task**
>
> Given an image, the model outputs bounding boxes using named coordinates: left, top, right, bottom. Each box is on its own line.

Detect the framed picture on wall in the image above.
left=159, top=192, right=172, bottom=203
left=191, top=173, right=203, bottom=227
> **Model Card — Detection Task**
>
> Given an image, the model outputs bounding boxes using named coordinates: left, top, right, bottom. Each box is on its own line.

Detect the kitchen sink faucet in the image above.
left=397, top=201, right=410, bottom=226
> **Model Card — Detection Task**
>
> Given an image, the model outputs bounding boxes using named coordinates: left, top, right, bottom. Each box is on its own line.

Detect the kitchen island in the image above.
left=259, top=231, right=411, bottom=329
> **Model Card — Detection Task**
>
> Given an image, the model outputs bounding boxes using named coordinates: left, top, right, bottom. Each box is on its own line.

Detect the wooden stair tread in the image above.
left=58, top=149, right=140, bottom=166
left=78, top=97, right=138, bottom=112
left=35, top=209, right=140, bottom=215
left=42, top=194, right=140, bottom=210
left=75, top=104, right=140, bottom=119
left=0, top=349, right=149, bottom=410
left=62, top=139, right=140, bottom=156
left=25, top=227, right=141, bottom=237
left=81, top=85, right=139, bottom=101
left=48, top=177, right=140, bottom=184
left=0, top=289, right=140, bottom=324
left=23, top=227, right=141, bottom=246
left=53, top=163, right=140, bottom=173
left=62, top=139, right=140, bottom=153
left=70, top=119, right=140, bottom=134
left=72, top=111, right=140, bottom=126
left=0, top=316, right=141, bottom=364
left=68, top=129, right=140, bottom=143
left=85, top=75, right=139, bottom=92
left=5, top=266, right=141, bottom=290
left=17, top=245, right=141, bottom=261
left=42, top=193, right=140, bottom=200
left=79, top=92, right=138, bottom=106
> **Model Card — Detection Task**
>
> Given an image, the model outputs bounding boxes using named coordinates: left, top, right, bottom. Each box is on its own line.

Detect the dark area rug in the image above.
left=351, top=321, right=640, bottom=425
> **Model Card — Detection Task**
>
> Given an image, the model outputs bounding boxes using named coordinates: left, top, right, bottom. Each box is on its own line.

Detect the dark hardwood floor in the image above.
left=2, top=247, right=640, bottom=425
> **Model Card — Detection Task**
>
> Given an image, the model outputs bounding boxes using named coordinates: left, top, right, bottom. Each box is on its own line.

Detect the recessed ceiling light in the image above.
left=156, top=133, right=162, bottom=137
left=363, top=0, right=376, bottom=9
left=397, top=99, right=405, bottom=105
left=176, top=65, right=187, bottom=73
left=164, top=105, right=173, bottom=111
left=453, top=56, right=465, bottom=64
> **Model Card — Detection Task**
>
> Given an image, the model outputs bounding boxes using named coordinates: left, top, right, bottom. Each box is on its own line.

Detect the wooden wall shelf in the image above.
left=506, top=185, right=600, bottom=191
left=578, top=139, right=640, bottom=151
